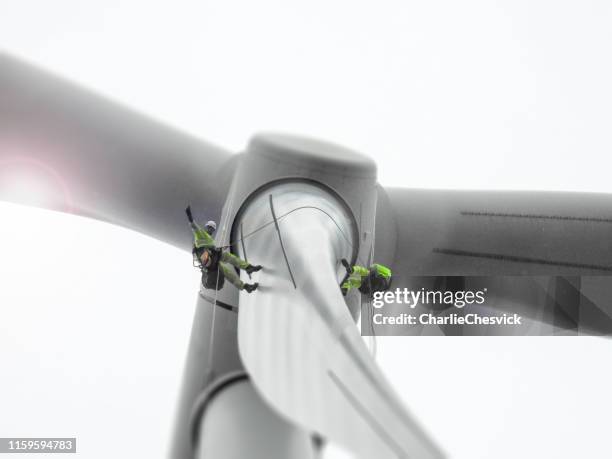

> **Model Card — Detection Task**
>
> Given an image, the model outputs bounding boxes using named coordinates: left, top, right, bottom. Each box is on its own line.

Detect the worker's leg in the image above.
left=341, top=272, right=363, bottom=291
left=221, top=251, right=250, bottom=270
left=220, top=262, right=245, bottom=290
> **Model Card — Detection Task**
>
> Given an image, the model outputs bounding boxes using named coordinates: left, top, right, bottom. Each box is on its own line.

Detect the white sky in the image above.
left=1, top=1, right=612, bottom=458
left=1, top=0, right=612, bottom=191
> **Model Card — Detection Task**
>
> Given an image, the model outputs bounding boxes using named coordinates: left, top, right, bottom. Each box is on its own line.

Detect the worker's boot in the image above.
left=245, top=264, right=263, bottom=275
left=243, top=282, right=259, bottom=293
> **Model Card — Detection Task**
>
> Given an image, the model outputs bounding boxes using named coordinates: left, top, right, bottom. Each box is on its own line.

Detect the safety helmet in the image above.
left=204, top=220, right=217, bottom=234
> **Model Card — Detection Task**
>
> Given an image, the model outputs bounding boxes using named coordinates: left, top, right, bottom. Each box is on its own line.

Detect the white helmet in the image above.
left=204, top=220, right=217, bottom=232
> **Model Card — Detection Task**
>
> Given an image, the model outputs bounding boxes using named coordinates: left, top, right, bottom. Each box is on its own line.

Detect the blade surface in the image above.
left=236, top=185, right=445, bottom=459
left=0, top=53, right=236, bottom=249
left=374, top=187, right=612, bottom=332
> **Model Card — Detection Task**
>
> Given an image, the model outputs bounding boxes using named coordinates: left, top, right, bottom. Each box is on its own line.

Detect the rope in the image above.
left=219, top=204, right=367, bottom=267
left=240, top=222, right=251, bottom=279
left=204, top=182, right=239, bottom=385
left=269, top=194, right=297, bottom=289
left=366, top=241, right=378, bottom=358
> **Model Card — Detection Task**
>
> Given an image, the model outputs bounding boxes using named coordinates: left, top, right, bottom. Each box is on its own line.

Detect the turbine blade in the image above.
left=0, top=53, right=236, bottom=249
left=236, top=186, right=445, bottom=459
left=375, top=187, right=612, bottom=333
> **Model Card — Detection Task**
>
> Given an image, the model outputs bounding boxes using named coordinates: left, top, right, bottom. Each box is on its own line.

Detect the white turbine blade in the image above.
left=375, top=187, right=612, bottom=333
left=376, top=187, right=612, bottom=277
left=0, top=53, right=235, bottom=249
left=236, top=185, right=445, bottom=459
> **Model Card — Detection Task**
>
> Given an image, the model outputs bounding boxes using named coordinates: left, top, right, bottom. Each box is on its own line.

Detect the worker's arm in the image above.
left=186, top=205, right=202, bottom=232
left=342, top=276, right=361, bottom=291
left=186, top=205, right=215, bottom=248
left=185, top=205, right=194, bottom=223
left=190, top=221, right=203, bottom=233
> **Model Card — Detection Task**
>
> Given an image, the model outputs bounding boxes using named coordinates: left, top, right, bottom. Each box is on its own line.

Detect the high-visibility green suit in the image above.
left=190, top=221, right=250, bottom=290
left=342, top=263, right=392, bottom=292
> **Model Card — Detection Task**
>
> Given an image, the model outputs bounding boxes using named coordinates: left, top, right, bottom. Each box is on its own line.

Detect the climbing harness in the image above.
left=192, top=246, right=226, bottom=291
left=202, top=266, right=225, bottom=291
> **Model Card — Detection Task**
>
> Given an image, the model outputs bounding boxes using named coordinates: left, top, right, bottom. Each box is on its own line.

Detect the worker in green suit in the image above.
left=341, top=259, right=392, bottom=296
left=186, top=206, right=261, bottom=293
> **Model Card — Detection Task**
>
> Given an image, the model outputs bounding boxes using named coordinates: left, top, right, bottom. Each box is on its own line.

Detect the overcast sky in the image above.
left=1, top=1, right=612, bottom=458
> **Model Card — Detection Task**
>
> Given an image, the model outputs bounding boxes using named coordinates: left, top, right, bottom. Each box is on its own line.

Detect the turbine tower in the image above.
left=2, top=54, right=611, bottom=459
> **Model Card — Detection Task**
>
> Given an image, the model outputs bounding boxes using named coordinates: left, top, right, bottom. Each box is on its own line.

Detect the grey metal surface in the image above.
left=0, top=53, right=235, bottom=250
left=249, top=133, right=376, bottom=179
left=196, top=379, right=316, bottom=459
left=170, top=291, right=243, bottom=459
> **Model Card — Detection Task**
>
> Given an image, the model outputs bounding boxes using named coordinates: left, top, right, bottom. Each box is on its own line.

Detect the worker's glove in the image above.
left=185, top=205, right=194, bottom=223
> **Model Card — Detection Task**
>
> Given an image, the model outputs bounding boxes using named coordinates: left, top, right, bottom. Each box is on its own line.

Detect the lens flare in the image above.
left=0, top=155, right=74, bottom=213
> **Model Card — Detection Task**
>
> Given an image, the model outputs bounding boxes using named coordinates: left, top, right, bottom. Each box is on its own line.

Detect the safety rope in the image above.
left=269, top=194, right=297, bottom=289
left=204, top=181, right=239, bottom=385
left=366, top=241, right=378, bottom=358
left=239, top=222, right=251, bottom=279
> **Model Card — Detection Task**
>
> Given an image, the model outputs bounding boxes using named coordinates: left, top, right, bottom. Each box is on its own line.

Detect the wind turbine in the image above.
left=1, top=53, right=611, bottom=459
